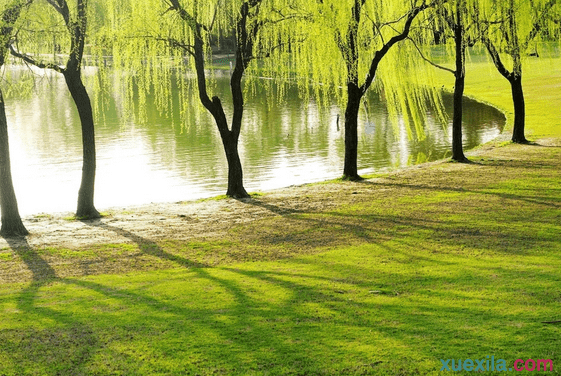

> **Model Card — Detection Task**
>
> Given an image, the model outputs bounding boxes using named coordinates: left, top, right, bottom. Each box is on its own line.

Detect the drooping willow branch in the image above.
left=406, top=36, right=455, bottom=75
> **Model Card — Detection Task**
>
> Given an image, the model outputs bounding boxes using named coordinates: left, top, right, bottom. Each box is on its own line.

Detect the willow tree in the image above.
left=292, top=0, right=445, bottom=180
left=11, top=0, right=100, bottom=218
left=439, top=0, right=475, bottom=162
left=105, top=0, right=302, bottom=198
left=414, top=0, right=478, bottom=162
left=0, top=0, right=31, bottom=237
left=480, top=0, right=559, bottom=143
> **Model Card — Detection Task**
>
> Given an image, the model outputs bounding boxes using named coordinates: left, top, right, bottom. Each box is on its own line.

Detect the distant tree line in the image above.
left=0, top=0, right=559, bottom=237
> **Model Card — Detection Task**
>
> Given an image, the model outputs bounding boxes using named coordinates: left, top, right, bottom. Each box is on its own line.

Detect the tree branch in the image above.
left=165, top=0, right=207, bottom=34
left=45, top=0, right=70, bottom=27
left=407, top=37, right=455, bottom=75
left=9, top=44, right=65, bottom=73
left=208, top=0, right=221, bottom=32
left=251, top=37, right=308, bottom=60
left=151, top=35, right=196, bottom=57
left=361, top=0, right=441, bottom=93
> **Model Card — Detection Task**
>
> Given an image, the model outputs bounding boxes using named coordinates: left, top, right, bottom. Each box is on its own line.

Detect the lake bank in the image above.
left=1, top=134, right=559, bottom=281
left=7, top=67, right=505, bottom=216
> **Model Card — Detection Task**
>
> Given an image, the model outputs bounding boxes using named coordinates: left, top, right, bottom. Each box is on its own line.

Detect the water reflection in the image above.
left=5, top=70, right=504, bottom=215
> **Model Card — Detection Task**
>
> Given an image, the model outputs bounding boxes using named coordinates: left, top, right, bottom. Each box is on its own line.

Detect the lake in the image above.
left=5, top=69, right=505, bottom=215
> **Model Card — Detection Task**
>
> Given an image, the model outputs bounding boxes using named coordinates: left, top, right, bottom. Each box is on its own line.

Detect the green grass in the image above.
left=196, top=194, right=230, bottom=203
left=0, top=57, right=560, bottom=375
left=3, top=243, right=559, bottom=375
left=33, top=213, right=53, bottom=219
left=63, top=212, right=112, bottom=221
left=434, top=54, right=561, bottom=138
left=2, top=142, right=560, bottom=375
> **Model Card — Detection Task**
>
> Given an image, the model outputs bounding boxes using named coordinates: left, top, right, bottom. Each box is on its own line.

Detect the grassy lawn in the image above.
left=0, top=58, right=560, bottom=375
left=434, top=51, right=561, bottom=138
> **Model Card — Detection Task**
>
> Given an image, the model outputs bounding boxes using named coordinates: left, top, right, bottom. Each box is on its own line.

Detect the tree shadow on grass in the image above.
left=2, top=190, right=558, bottom=373
left=525, top=141, right=561, bottom=148
left=6, top=237, right=56, bottom=282
left=228, top=199, right=559, bottom=261
left=357, top=179, right=561, bottom=208
left=3, top=227, right=559, bottom=374
left=238, top=197, right=308, bottom=216
left=219, top=259, right=561, bottom=371
left=2, top=237, right=99, bottom=376
left=83, top=218, right=208, bottom=268
left=237, top=198, right=382, bottom=247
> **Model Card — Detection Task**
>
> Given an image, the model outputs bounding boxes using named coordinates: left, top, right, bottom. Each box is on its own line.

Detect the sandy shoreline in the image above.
left=1, top=181, right=343, bottom=250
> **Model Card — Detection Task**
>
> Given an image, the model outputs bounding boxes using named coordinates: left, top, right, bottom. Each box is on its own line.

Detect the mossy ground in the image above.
left=0, top=57, right=560, bottom=375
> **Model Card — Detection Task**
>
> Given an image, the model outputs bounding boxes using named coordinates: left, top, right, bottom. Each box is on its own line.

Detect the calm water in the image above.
left=6, top=70, right=505, bottom=215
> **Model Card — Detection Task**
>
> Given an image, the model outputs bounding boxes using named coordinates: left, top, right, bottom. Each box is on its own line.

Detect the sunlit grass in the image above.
left=434, top=54, right=561, bottom=138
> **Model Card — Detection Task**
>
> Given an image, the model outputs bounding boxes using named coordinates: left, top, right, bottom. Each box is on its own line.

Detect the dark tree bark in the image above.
left=222, top=132, right=248, bottom=198
left=482, top=38, right=529, bottom=144
left=10, top=0, right=99, bottom=218
left=169, top=0, right=256, bottom=199
left=451, top=0, right=468, bottom=163
left=337, top=0, right=434, bottom=180
left=452, top=71, right=467, bottom=161
left=510, top=75, right=527, bottom=143
left=343, top=83, right=362, bottom=180
left=480, top=0, right=557, bottom=145
left=64, top=69, right=100, bottom=217
left=0, top=1, right=32, bottom=237
left=0, top=90, right=28, bottom=237
left=64, top=0, right=100, bottom=218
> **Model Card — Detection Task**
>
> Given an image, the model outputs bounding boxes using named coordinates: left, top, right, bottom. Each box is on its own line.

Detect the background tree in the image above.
left=0, top=0, right=32, bottom=237
left=446, top=0, right=473, bottom=162
left=413, top=0, right=478, bottom=162
left=11, top=0, right=100, bottom=218
left=107, top=0, right=302, bottom=198
left=294, top=0, right=445, bottom=180
left=479, top=0, right=559, bottom=143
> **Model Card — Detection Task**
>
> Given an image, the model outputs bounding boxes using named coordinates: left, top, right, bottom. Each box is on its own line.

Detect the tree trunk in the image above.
left=343, top=83, right=363, bottom=180
left=510, top=74, right=528, bottom=144
left=451, top=4, right=468, bottom=163
left=221, top=130, right=248, bottom=198
left=0, top=90, right=28, bottom=237
left=452, top=73, right=468, bottom=162
left=63, top=70, right=100, bottom=219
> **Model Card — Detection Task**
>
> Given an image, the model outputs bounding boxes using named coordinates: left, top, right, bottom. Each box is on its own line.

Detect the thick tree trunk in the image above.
left=451, top=4, right=468, bottom=164
left=0, top=90, right=28, bottom=237
left=452, top=73, right=468, bottom=162
left=63, top=70, right=100, bottom=218
left=510, top=75, right=528, bottom=144
left=343, top=83, right=363, bottom=180
left=221, top=131, right=248, bottom=198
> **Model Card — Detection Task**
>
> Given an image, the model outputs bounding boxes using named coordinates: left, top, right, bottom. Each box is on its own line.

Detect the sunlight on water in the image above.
left=4, top=70, right=504, bottom=215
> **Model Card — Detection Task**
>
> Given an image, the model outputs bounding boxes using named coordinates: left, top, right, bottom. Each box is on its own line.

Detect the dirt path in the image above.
left=1, top=183, right=342, bottom=250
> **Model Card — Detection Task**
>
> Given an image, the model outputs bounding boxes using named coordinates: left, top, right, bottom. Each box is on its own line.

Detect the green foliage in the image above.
left=434, top=52, right=561, bottom=138
left=478, top=0, right=560, bottom=75
left=275, top=0, right=449, bottom=141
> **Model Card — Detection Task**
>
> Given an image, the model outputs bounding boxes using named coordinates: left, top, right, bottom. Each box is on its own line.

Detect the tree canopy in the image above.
left=0, top=0, right=559, bottom=227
